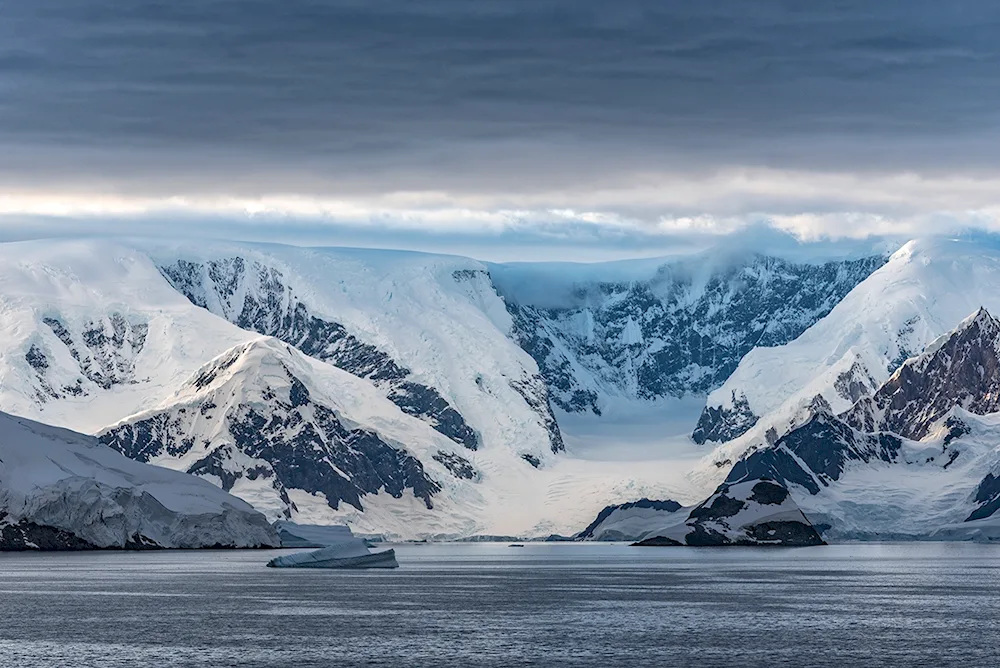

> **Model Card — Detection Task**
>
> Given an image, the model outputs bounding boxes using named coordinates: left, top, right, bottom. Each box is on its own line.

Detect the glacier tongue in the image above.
left=0, top=411, right=278, bottom=549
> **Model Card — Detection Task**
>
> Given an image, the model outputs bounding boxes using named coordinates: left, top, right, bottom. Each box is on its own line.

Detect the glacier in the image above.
left=0, top=410, right=278, bottom=549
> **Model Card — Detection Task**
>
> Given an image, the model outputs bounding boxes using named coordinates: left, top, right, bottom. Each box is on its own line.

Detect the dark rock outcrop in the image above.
left=967, top=473, right=1000, bottom=522
left=844, top=308, right=1000, bottom=440
left=0, top=513, right=99, bottom=551
left=26, top=313, right=148, bottom=402
left=726, top=411, right=903, bottom=495
left=692, top=392, right=759, bottom=445
left=627, top=481, right=826, bottom=547
left=432, top=451, right=478, bottom=480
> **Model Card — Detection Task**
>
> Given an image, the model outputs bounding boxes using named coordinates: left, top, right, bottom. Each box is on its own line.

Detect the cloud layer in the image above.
left=3, top=1, right=1000, bottom=254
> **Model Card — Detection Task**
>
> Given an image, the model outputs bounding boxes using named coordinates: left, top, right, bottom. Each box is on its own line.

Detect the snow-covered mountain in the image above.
left=695, top=239, right=1000, bottom=472
left=491, top=252, right=884, bottom=416
left=98, top=337, right=507, bottom=536
left=0, top=240, right=254, bottom=432
left=149, top=243, right=565, bottom=455
left=584, top=305, right=1000, bottom=544
left=0, top=240, right=583, bottom=538
left=0, top=410, right=277, bottom=550
left=843, top=308, right=1000, bottom=440
left=717, top=307, right=1000, bottom=540
left=9, top=234, right=995, bottom=542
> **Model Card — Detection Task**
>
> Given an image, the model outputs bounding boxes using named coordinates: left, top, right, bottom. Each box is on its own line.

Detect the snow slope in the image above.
left=695, top=238, right=1000, bottom=481
left=0, top=240, right=256, bottom=432
left=0, top=410, right=277, bottom=549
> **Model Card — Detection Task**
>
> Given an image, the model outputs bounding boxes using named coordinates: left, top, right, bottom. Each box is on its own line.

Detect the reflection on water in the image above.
left=1, top=543, right=999, bottom=667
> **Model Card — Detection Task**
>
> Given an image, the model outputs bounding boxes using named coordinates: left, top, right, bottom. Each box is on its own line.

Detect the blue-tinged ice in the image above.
left=267, top=523, right=398, bottom=569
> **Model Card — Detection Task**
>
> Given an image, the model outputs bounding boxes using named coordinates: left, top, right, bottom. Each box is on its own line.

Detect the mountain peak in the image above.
left=904, top=306, right=1000, bottom=374
left=181, top=336, right=302, bottom=396
left=960, top=305, right=997, bottom=333
left=844, top=307, right=1000, bottom=440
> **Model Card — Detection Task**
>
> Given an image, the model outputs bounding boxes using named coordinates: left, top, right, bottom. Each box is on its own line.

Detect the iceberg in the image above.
left=267, top=524, right=398, bottom=569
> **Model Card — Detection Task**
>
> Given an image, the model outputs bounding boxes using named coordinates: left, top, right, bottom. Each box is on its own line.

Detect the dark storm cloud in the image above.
left=4, top=0, right=1000, bottom=255
left=3, top=0, right=1000, bottom=192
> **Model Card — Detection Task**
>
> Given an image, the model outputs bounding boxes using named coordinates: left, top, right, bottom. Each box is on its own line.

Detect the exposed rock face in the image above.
left=844, top=308, right=1000, bottom=440
left=968, top=472, right=1000, bottom=522
left=26, top=313, right=149, bottom=403
left=508, top=375, right=565, bottom=453
left=158, top=258, right=481, bottom=450
left=576, top=481, right=824, bottom=547
left=725, top=411, right=903, bottom=495
left=692, top=391, right=759, bottom=444
left=0, top=513, right=99, bottom=551
left=431, top=451, right=477, bottom=480
left=495, top=254, right=885, bottom=416
left=834, top=361, right=879, bottom=404
left=99, top=339, right=444, bottom=519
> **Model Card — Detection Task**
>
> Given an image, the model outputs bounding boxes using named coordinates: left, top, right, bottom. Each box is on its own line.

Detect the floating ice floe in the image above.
left=267, top=524, right=398, bottom=569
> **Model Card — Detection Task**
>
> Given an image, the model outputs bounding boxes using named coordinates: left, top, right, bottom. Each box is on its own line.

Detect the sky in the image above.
left=2, top=1, right=1000, bottom=260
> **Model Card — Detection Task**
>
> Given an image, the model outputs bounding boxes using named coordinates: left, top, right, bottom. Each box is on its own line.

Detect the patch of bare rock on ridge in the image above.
left=633, top=481, right=825, bottom=547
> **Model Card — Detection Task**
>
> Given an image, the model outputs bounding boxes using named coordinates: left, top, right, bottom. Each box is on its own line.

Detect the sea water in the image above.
left=1, top=542, right=998, bottom=667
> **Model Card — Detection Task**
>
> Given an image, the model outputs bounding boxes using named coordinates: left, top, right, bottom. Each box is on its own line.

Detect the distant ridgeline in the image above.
left=492, top=253, right=886, bottom=415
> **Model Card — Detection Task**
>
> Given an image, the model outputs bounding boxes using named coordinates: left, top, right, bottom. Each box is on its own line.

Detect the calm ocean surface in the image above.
left=1, top=542, right=999, bottom=667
